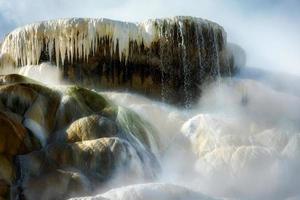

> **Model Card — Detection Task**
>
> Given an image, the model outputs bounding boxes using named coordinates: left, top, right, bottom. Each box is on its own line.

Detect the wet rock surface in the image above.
left=1, top=17, right=245, bottom=106
left=0, top=16, right=247, bottom=200
left=0, top=74, right=160, bottom=200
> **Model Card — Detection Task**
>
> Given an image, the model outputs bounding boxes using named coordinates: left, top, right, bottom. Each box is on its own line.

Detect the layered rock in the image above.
left=0, top=17, right=244, bottom=107
left=0, top=74, right=160, bottom=200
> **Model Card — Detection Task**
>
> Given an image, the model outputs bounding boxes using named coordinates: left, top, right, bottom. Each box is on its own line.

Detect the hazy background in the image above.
left=0, top=0, right=299, bottom=74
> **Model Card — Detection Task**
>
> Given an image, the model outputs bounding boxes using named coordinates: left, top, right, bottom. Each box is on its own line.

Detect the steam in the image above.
left=0, top=62, right=65, bottom=85
left=2, top=57, right=298, bottom=200
left=9, top=63, right=296, bottom=200
left=0, top=1, right=299, bottom=199
left=102, top=74, right=300, bottom=200
left=1, top=47, right=299, bottom=200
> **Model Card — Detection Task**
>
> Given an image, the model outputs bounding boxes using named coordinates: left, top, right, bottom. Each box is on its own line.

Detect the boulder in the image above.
left=0, top=82, right=61, bottom=146
left=0, top=155, right=14, bottom=200
left=0, top=74, right=160, bottom=199
left=0, top=112, right=28, bottom=155
left=0, top=180, right=9, bottom=200
left=66, top=115, right=118, bottom=143
left=16, top=137, right=159, bottom=200
left=0, top=74, right=37, bottom=85
left=20, top=169, right=92, bottom=200
left=55, top=86, right=113, bottom=130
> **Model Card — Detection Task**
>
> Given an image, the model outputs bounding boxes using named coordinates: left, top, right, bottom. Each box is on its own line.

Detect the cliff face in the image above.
left=1, top=17, right=241, bottom=107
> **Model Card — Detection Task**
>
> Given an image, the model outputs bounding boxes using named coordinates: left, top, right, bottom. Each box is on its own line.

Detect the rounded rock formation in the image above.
left=0, top=74, right=160, bottom=199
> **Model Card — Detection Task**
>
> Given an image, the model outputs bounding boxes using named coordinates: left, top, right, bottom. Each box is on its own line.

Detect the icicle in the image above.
left=212, top=25, right=221, bottom=79
left=0, top=16, right=228, bottom=73
left=195, top=23, right=205, bottom=80
left=178, top=21, right=191, bottom=109
left=48, top=38, right=53, bottom=62
left=55, top=37, right=60, bottom=67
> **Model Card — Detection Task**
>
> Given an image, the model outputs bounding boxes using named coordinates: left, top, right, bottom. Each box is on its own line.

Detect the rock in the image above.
left=0, top=154, right=14, bottom=184
left=0, top=84, right=38, bottom=116
left=19, top=137, right=157, bottom=180
left=116, top=107, right=160, bottom=155
left=1, top=17, right=243, bottom=106
left=0, top=180, right=9, bottom=199
left=22, top=84, right=61, bottom=140
left=0, top=74, right=160, bottom=198
left=0, top=74, right=37, bottom=85
left=66, top=115, right=118, bottom=143
left=0, top=112, right=28, bottom=155
left=0, top=82, right=61, bottom=146
left=0, top=155, right=14, bottom=200
left=66, top=87, right=109, bottom=112
left=0, top=99, right=42, bottom=200
left=16, top=137, right=159, bottom=199
left=55, top=86, right=112, bottom=130
left=252, top=129, right=289, bottom=153
left=21, top=169, right=92, bottom=200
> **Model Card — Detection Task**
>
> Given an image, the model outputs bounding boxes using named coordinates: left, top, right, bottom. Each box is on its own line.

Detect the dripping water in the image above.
left=195, top=23, right=205, bottom=86
left=178, top=21, right=192, bottom=109
left=211, top=25, right=221, bottom=82
left=159, top=24, right=167, bottom=103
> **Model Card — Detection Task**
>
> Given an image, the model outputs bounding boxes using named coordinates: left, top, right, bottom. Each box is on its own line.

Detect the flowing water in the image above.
left=1, top=58, right=300, bottom=199
left=0, top=17, right=299, bottom=200
left=100, top=76, right=300, bottom=200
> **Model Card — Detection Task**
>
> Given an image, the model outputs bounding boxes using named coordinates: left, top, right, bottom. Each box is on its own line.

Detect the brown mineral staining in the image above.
left=1, top=17, right=243, bottom=106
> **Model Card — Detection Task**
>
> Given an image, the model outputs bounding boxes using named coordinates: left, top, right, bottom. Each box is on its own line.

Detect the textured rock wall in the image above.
left=1, top=17, right=242, bottom=107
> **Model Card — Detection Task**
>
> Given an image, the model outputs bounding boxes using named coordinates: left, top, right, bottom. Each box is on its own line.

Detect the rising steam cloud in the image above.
left=101, top=73, right=300, bottom=200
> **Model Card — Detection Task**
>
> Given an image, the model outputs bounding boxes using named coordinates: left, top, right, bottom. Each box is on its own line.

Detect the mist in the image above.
left=99, top=74, right=300, bottom=200
left=0, top=62, right=65, bottom=85
left=1, top=1, right=300, bottom=200
left=7, top=65, right=299, bottom=199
